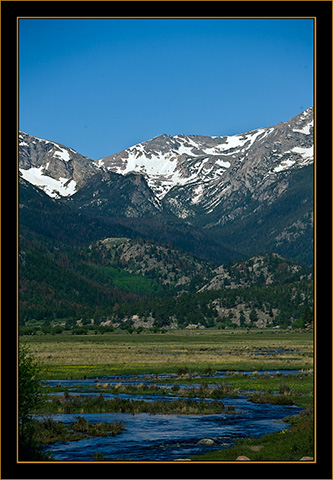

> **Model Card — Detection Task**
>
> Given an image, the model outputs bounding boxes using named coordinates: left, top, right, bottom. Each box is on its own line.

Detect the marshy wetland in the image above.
left=20, top=329, right=314, bottom=462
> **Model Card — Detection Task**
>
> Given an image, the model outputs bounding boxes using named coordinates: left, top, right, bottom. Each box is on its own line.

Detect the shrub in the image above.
left=177, top=366, right=190, bottom=376
left=279, top=383, right=291, bottom=395
left=18, top=345, right=51, bottom=460
left=92, top=452, right=107, bottom=461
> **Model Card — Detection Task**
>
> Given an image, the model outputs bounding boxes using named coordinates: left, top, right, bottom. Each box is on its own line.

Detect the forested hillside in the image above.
left=19, top=236, right=313, bottom=334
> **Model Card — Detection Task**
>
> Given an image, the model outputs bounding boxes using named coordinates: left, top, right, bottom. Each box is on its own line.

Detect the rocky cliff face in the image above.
left=63, top=170, right=162, bottom=217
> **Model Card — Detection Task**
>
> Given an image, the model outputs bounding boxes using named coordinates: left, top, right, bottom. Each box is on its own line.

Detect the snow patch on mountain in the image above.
left=291, top=146, right=313, bottom=160
left=273, top=159, right=296, bottom=173
left=54, top=147, right=71, bottom=162
left=293, top=120, right=313, bottom=135
left=20, top=166, right=77, bottom=198
left=19, top=131, right=98, bottom=199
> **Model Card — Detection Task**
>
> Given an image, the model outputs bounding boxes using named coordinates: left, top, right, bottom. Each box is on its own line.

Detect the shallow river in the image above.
left=43, top=400, right=300, bottom=461
left=41, top=370, right=303, bottom=461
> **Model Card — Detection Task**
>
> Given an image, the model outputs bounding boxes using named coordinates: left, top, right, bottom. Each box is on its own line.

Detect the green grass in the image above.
left=20, top=329, right=313, bottom=379
left=84, top=263, right=164, bottom=295
left=19, top=329, right=314, bottom=463
left=20, top=330, right=314, bottom=463
left=165, top=372, right=313, bottom=393
left=43, top=370, right=313, bottom=410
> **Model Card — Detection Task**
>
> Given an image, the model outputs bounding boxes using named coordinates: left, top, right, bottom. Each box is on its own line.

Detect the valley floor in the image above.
left=20, top=329, right=314, bottom=379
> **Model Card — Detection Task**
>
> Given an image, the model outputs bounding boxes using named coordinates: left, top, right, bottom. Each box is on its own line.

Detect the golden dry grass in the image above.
left=21, top=330, right=313, bottom=378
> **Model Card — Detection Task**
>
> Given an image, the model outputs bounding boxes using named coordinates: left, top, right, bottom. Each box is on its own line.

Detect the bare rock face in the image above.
left=63, top=170, right=162, bottom=218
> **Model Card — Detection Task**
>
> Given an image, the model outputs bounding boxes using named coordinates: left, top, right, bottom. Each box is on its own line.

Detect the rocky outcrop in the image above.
left=63, top=170, right=162, bottom=218
left=200, top=253, right=312, bottom=292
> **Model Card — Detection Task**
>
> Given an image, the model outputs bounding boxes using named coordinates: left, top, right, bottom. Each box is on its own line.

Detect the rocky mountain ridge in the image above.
left=97, top=107, right=313, bottom=223
left=19, top=107, right=313, bottom=209
left=89, top=237, right=213, bottom=291
left=18, top=107, right=314, bottom=264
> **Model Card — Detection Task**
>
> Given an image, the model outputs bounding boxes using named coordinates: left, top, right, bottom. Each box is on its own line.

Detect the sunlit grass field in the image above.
left=20, top=329, right=313, bottom=379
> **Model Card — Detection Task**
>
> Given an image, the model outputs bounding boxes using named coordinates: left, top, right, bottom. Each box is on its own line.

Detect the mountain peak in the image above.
left=97, top=107, right=313, bottom=203
left=19, top=131, right=99, bottom=198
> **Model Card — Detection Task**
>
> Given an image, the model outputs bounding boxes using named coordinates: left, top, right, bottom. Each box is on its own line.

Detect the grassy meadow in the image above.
left=20, top=329, right=314, bottom=461
left=20, top=329, right=313, bottom=379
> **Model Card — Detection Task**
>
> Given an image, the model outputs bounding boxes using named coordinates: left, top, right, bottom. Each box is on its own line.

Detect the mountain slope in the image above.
left=19, top=176, right=239, bottom=265
left=19, top=177, right=138, bottom=246
left=210, top=164, right=313, bottom=264
left=18, top=235, right=214, bottom=324
left=89, top=237, right=213, bottom=291
left=96, top=108, right=314, bottom=263
left=63, top=170, right=162, bottom=218
left=199, top=252, right=312, bottom=291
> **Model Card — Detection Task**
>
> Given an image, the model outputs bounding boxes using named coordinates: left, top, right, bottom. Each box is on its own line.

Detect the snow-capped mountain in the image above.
left=19, top=107, right=313, bottom=207
left=97, top=107, right=313, bottom=220
left=19, top=132, right=99, bottom=198
left=18, top=107, right=314, bottom=264
left=97, top=129, right=275, bottom=199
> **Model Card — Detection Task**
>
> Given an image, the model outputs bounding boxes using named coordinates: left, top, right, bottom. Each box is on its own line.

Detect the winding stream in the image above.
left=41, top=370, right=304, bottom=461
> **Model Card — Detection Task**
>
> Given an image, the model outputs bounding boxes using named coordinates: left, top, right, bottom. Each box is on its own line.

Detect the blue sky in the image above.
left=19, top=18, right=314, bottom=160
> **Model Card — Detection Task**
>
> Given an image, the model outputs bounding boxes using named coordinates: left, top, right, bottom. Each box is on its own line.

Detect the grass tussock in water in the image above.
left=90, top=381, right=239, bottom=400
left=30, top=416, right=125, bottom=445
left=40, top=393, right=230, bottom=415
left=249, top=392, right=295, bottom=405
